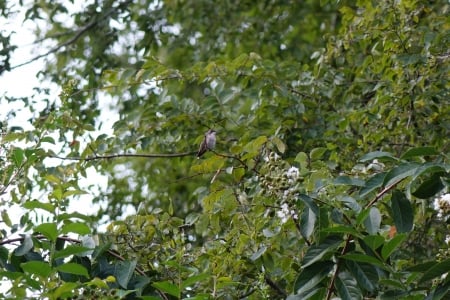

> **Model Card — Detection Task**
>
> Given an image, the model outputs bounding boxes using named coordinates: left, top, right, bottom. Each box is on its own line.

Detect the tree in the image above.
left=1, top=0, right=449, bottom=299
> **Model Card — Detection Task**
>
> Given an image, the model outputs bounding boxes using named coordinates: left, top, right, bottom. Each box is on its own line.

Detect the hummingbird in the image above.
left=197, top=129, right=216, bottom=158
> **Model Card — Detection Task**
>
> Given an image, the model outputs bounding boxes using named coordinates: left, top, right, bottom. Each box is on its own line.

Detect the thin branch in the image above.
left=211, top=150, right=250, bottom=171
left=10, top=0, right=132, bottom=70
left=364, top=177, right=407, bottom=209
left=264, top=274, right=287, bottom=297
left=49, top=151, right=196, bottom=161
left=325, top=236, right=352, bottom=300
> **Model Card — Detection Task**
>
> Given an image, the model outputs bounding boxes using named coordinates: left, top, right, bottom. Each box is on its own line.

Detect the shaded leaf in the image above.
left=152, top=281, right=180, bottom=297
left=401, top=147, right=439, bottom=160
left=335, top=271, right=362, bottom=300
left=56, top=263, right=89, bottom=278
left=381, top=234, right=407, bottom=260
left=359, top=172, right=385, bottom=198
left=391, top=190, right=413, bottom=233
left=383, top=163, right=419, bottom=187
left=294, top=261, right=334, bottom=295
left=363, top=207, right=381, bottom=235
left=411, top=173, right=444, bottom=199
left=300, top=208, right=316, bottom=239
left=359, top=151, right=397, bottom=163
left=115, top=260, right=137, bottom=289
left=419, top=259, right=450, bottom=284
left=302, top=236, right=342, bottom=268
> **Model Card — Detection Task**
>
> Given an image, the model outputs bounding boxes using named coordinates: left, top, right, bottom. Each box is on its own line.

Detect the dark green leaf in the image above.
left=250, top=245, right=267, bottom=261
left=419, top=259, right=450, bottom=284
left=391, top=190, right=413, bottom=233
left=12, top=148, right=24, bottom=166
left=115, top=260, right=137, bottom=289
left=300, top=208, right=316, bottom=240
left=335, top=271, right=362, bottom=300
left=54, top=245, right=94, bottom=260
left=359, top=172, right=385, bottom=198
left=401, top=147, right=439, bottom=160
left=294, top=261, right=334, bottom=295
left=381, top=234, right=407, bottom=260
left=334, top=176, right=365, bottom=187
left=345, top=260, right=377, bottom=292
left=359, top=151, right=397, bottom=163
left=341, top=254, right=386, bottom=270
left=412, top=173, right=444, bottom=199
left=321, top=226, right=363, bottom=238
left=302, top=236, right=342, bottom=268
left=383, top=163, right=420, bottom=187
left=297, top=194, right=319, bottom=215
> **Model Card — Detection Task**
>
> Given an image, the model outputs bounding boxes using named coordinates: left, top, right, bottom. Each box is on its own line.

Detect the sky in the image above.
left=0, top=2, right=116, bottom=234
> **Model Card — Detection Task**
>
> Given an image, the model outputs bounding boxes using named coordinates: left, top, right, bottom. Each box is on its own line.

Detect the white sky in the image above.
left=0, top=2, right=122, bottom=235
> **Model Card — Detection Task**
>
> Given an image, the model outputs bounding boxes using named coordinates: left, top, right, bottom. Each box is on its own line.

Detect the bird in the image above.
left=197, top=129, right=216, bottom=158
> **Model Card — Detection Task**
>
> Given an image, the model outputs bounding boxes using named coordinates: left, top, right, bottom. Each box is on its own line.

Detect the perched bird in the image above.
left=197, top=129, right=216, bottom=158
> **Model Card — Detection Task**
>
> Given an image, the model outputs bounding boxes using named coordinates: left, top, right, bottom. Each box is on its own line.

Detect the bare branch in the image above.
left=49, top=151, right=196, bottom=161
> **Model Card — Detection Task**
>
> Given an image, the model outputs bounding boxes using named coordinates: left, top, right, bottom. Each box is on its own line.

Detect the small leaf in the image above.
left=21, top=261, right=52, bottom=277
left=56, top=263, right=89, bottom=278
left=12, top=148, right=25, bottom=166
left=310, top=147, right=327, bottom=161
left=152, top=281, right=180, bottom=297
left=334, top=176, right=365, bottom=187
left=302, top=236, right=342, bottom=268
left=401, top=147, right=439, bottom=160
left=359, top=151, right=397, bottom=163
left=359, top=173, right=385, bottom=198
left=250, top=245, right=267, bottom=261
left=115, top=260, right=137, bottom=289
left=391, top=190, right=413, bottom=233
left=23, top=200, right=55, bottom=213
left=382, top=234, right=407, bottom=260
left=363, top=207, right=381, bottom=235
left=300, top=208, right=316, bottom=239
left=297, top=194, right=319, bottom=215
left=294, top=261, right=334, bottom=295
left=61, top=222, right=91, bottom=235
left=412, top=173, right=445, bottom=199
left=54, top=245, right=93, bottom=259
left=34, top=223, right=58, bottom=241
left=181, top=273, right=209, bottom=289
left=383, top=163, right=419, bottom=187
left=419, top=259, right=450, bottom=284
left=53, top=282, right=79, bottom=299
left=1, top=210, right=12, bottom=227
left=272, top=136, right=286, bottom=153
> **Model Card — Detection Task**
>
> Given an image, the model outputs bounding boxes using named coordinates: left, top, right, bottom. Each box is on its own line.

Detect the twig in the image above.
left=49, top=151, right=196, bottom=161
left=325, top=236, right=352, bottom=300
left=264, top=274, right=287, bottom=297
left=364, top=178, right=407, bottom=209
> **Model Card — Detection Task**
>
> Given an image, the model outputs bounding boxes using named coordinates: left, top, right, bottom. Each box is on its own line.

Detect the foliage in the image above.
left=0, top=0, right=449, bottom=299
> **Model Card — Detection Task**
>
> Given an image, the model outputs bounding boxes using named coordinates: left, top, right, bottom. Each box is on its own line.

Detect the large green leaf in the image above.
left=344, top=260, right=378, bottom=292
left=300, top=208, right=316, bottom=239
left=56, top=263, right=89, bottom=278
left=383, top=163, right=420, bottom=187
left=419, top=259, right=450, bottom=284
left=363, top=207, right=381, bottom=235
left=152, top=281, right=180, bottom=298
left=391, top=190, right=413, bottom=233
left=359, top=172, right=385, bottom=198
left=302, top=236, right=342, bottom=268
left=21, top=261, right=52, bottom=278
left=400, top=147, right=439, bottom=160
left=335, top=271, right=362, bottom=300
left=34, top=223, right=58, bottom=242
left=293, top=261, right=334, bottom=296
left=381, top=234, right=407, bottom=260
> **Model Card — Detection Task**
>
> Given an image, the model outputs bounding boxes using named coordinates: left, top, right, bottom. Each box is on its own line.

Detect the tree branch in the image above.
left=49, top=151, right=196, bottom=161
left=364, top=177, right=407, bottom=209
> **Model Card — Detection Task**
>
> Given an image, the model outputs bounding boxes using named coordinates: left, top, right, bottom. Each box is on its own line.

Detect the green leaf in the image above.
left=54, top=245, right=94, bottom=260
left=341, top=254, right=386, bottom=270
left=56, top=263, right=89, bottom=278
left=334, top=176, right=365, bottom=187
left=181, top=273, right=209, bottom=289
left=52, top=282, right=79, bottom=299
left=297, top=194, right=319, bottom=215
left=1, top=210, right=12, bottom=227
left=335, top=271, right=362, bottom=300
left=115, top=260, right=137, bottom=289
left=34, top=223, right=58, bottom=241
left=345, top=260, right=377, bottom=292
left=400, top=147, right=439, bottom=160
left=359, top=151, right=397, bottom=163
left=381, top=234, right=407, bottom=260
left=359, top=172, right=385, bottom=198
left=321, top=226, right=363, bottom=239
left=412, top=173, right=444, bottom=199
left=363, top=207, right=381, bottom=235
left=300, top=208, right=316, bottom=239
left=310, top=147, right=327, bottom=161
left=15, top=235, right=34, bottom=256
left=23, top=200, right=55, bottom=213
left=61, top=222, right=91, bottom=235
left=302, top=236, right=342, bottom=268
left=12, top=148, right=25, bottom=166
left=391, top=190, right=413, bottom=233
left=294, top=261, right=334, bottom=295
left=152, top=281, right=180, bottom=297
left=21, top=261, right=52, bottom=277
left=362, top=235, right=384, bottom=251
left=419, top=259, right=450, bottom=284
left=383, top=163, right=419, bottom=187
left=272, top=136, right=286, bottom=153
left=250, top=245, right=267, bottom=261
left=294, top=152, right=309, bottom=169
